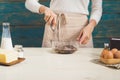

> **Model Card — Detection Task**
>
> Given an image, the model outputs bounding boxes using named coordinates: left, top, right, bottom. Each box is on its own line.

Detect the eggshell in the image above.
left=101, top=49, right=109, bottom=58
left=104, top=51, right=113, bottom=59
left=111, top=48, right=118, bottom=54
left=114, top=51, right=120, bottom=59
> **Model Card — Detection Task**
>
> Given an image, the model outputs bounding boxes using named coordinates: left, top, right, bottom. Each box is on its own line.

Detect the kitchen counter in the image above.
left=0, top=48, right=120, bottom=80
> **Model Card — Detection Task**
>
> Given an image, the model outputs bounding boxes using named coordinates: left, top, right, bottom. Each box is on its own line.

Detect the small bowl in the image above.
left=52, top=41, right=79, bottom=54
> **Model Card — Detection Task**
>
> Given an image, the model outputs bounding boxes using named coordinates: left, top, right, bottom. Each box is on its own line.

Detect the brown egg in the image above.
left=104, top=51, right=113, bottom=59
left=101, top=49, right=109, bottom=58
left=114, top=51, right=120, bottom=59
left=111, top=48, right=118, bottom=54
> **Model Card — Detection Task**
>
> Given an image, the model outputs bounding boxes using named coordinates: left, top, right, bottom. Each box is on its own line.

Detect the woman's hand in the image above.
left=77, top=20, right=96, bottom=44
left=39, top=6, right=57, bottom=27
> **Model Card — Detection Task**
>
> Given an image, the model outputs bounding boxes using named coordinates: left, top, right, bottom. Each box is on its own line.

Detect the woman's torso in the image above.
left=50, top=0, right=90, bottom=15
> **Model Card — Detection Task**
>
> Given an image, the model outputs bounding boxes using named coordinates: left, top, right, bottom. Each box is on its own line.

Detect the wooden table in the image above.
left=0, top=48, right=120, bottom=80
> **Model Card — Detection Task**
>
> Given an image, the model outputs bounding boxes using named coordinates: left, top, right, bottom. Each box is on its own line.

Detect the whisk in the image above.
left=50, top=14, right=61, bottom=41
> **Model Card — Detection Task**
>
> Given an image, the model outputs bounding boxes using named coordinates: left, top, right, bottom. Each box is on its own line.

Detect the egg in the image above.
left=104, top=51, right=113, bottom=59
left=111, top=48, right=118, bottom=54
left=114, top=51, right=120, bottom=59
left=101, top=49, right=109, bottom=58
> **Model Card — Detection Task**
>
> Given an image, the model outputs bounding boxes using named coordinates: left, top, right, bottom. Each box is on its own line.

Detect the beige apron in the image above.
left=42, top=12, right=93, bottom=48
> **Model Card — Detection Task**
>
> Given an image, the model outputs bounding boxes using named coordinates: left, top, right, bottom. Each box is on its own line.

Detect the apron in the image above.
left=42, top=12, right=93, bottom=48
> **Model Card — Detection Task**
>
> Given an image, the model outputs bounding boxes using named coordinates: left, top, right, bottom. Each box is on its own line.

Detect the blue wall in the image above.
left=0, top=0, right=120, bottom=47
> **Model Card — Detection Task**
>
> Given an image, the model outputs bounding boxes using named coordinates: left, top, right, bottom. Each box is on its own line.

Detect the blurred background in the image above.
left=0, top=0, right=120, bottom=48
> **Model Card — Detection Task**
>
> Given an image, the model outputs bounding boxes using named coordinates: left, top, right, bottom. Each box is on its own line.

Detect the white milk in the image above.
left=1, top=38, right=13, bottom=50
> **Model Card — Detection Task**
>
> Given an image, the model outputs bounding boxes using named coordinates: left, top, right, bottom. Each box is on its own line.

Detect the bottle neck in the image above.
left=2, top=25, right=11, bottom=38
left=104, top=43, right=110, bottom=50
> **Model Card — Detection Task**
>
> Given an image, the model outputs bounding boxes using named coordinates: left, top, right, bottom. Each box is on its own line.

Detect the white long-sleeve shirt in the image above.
left=25, top=0, right=102, bottom=24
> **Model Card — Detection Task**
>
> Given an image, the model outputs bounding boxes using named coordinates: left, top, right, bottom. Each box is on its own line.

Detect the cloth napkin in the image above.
left=106, top=64, right=120, bottom=69
left=92, top=59, right=120, bottom=69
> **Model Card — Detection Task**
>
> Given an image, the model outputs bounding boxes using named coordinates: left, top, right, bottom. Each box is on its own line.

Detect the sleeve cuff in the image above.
left=90, top=14, right=101, bottom=25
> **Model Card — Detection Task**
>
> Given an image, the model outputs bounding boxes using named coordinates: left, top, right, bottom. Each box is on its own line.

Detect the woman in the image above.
left=25, top=0, right=102, bottom=48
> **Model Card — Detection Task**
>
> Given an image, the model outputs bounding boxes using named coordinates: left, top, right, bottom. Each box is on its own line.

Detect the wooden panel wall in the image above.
left=0, top=0, right=120, bottom=47
left=0, top=0, right=50, bottom=47
left=93, top=0, right=120, bottom=47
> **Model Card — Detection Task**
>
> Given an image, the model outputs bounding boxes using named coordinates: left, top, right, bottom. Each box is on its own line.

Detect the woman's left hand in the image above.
left=77, top=20, right=96, bottom=45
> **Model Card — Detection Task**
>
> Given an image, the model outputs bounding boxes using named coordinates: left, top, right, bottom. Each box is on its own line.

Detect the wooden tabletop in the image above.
left=0, top=48, right=120, bottom=80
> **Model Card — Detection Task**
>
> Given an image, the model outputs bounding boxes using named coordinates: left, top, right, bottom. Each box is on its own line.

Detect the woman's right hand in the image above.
left=39, top=6, right=57, bottom=27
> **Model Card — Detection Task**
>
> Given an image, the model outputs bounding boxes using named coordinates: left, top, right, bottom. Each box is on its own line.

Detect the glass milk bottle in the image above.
left=1, top=22, right=13, bottom=50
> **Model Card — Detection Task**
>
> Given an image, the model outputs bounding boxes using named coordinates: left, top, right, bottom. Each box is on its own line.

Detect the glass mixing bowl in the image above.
left=52, top=41, right=79, bottom=54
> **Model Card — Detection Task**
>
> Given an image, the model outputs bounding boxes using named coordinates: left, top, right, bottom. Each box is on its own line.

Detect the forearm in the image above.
left=86, top=19, right=96, bottom=33
left=90, top=0, right=102, bottom=24
left=25, top=0, right=42, bottom=13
